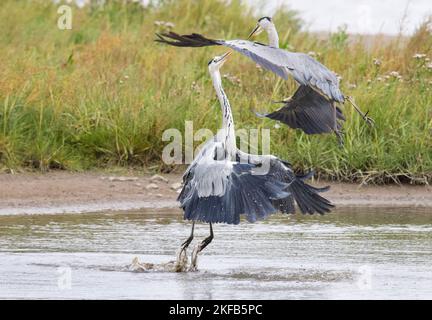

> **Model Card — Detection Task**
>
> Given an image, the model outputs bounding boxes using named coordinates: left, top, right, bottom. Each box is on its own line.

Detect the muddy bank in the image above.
left=0, top=172, right=431, bottom=215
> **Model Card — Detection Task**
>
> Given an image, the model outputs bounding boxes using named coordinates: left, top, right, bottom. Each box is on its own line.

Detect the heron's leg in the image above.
left=174, top=221, right=195, bottom=272
left=345, top=96, right=375, bottom=126
left=189, top=223, right=214, bottom=272
left=181, top=221, right=195, bottom=250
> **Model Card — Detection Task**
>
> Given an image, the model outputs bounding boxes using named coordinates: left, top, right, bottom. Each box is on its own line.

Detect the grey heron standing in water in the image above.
left=156, top=20, right=374, bottom=145
left=176, top=52, right=333, bottom=271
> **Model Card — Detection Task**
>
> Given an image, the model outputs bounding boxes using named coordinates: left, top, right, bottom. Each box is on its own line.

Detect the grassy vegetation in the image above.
left=0, top=0, right=431, bottom=184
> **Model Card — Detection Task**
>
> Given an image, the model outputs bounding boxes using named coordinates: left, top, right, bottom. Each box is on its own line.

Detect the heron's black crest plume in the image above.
left=155, top=32, right=221, bottom=48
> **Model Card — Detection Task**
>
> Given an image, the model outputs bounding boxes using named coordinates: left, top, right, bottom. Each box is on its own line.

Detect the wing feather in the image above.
left=156, top=32, right=344, bottom=102
left=258, top=86, right=345, bottom=136
left=221, top=41, right=345, bottom=102
left=236, top=151, right=333, bottom=215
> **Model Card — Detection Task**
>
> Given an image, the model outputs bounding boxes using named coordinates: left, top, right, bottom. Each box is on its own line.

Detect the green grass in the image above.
left=0, top=0, right=431, bottom=184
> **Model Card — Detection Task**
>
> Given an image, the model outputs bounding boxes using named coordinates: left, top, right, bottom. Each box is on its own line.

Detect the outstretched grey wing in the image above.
left=155, top=33, right=344, bottom=103
left=220, top=39, right=344, bottom=103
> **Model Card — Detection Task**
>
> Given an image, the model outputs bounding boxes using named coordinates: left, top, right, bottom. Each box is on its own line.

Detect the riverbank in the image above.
left=0, top=172, right=430, bottom=215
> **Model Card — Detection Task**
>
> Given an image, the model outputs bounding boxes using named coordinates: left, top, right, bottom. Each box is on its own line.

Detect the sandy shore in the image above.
left=0, top=172, right=431, bottom=215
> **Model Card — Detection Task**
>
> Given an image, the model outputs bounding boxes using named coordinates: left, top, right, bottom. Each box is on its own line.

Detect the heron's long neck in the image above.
left=265, top=24, right=279, bottom=48
left=211, top=70, right=236, bottom=154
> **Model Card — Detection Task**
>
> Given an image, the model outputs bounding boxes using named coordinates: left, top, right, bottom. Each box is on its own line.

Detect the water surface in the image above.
left=0, top=208, right=431, bottom=299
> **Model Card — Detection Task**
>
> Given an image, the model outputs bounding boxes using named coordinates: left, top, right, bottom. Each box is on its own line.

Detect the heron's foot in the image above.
left=189, top=244, right=201, bottom=272
left=362, top=110, right=375, bottom=127
left=345, top=96, right=375, bottom=127
left=174, top=222, right=196, bottom=272
left=188, top=234, right=214, bottom=272
left=174, top=246, right=189, bottom=272
left=174, top=232, right=195, bottom=272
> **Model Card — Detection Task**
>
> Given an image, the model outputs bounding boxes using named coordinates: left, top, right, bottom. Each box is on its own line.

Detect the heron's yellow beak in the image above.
left=220, top=51, right=232, bottom=62
left=218, top=51, right=232, bottom=67
left=247, top=24, right=263, bottom=39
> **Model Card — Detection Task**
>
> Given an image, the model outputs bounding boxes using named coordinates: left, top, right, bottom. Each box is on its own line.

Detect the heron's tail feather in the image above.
left=155, top=32, right=220, bottom=47
left=272, top=168, right=333, bottom=215
left=288, top=178, right=333, bottom=215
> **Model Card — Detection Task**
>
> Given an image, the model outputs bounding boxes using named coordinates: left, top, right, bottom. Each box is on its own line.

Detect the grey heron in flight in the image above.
left=155, top=19, right=374, bottom=144
left=249, top=17, right=346, bottom=144
left=176, top=52, right=333, bottom=271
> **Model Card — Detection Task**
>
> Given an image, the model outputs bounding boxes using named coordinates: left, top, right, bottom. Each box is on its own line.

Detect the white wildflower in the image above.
left=191, top=81, right=201, bottom=93
left=389, top=71, right=400, bottom=78
left=373, top=58, right=382, bottom=66
left=413, top=53, right=427, bottom=59
left=222, top=73, right=241, bottom=85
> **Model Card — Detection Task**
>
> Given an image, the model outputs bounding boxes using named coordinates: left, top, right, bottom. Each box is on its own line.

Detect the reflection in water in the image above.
left=0, top=208, right=431, bottom=299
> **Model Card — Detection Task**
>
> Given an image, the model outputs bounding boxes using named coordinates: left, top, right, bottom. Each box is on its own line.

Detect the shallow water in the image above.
left=0, top=208, right=431, bottom=299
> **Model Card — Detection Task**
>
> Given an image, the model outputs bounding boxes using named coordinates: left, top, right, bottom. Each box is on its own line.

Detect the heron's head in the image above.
left=248, top=16, right=274, bottom=39
left=208, top=51, right=231, bottom=73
